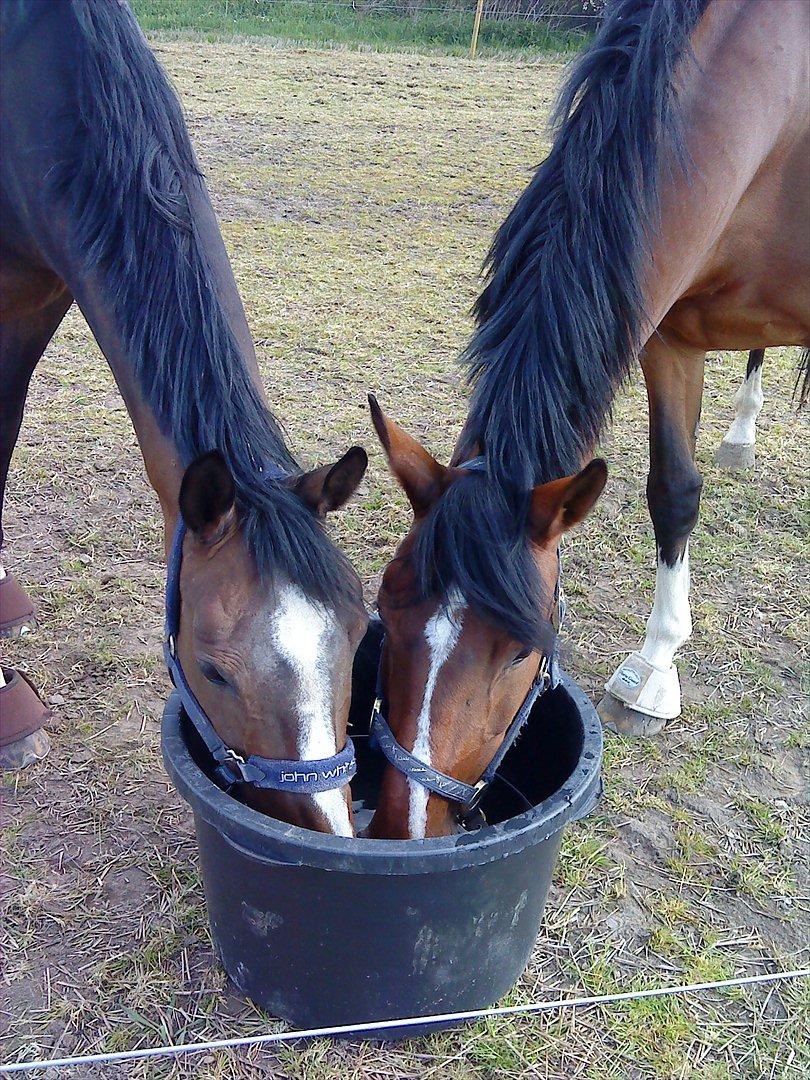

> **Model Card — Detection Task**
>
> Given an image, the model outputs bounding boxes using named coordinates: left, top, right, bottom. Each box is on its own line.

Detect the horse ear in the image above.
left=292, top=445, right=368, bottom=518
left=527, top=459, right=608, bottom=543
left=368, top=394, right=448, bottom=516
left=179, top=450, right=236, bottom=542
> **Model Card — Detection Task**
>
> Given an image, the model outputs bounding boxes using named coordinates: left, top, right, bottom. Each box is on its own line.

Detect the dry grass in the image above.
left=1, top=40, right=808, bottom=1080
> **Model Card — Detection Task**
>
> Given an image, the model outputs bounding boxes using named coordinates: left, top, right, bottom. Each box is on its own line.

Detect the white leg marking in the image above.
left=271, top=586, right=353, bottom=837
left=724, top=366, right=764, bottom=446
left=640, top=546, right=692, bottom=671
left=408, top=592, right=466, bottom=840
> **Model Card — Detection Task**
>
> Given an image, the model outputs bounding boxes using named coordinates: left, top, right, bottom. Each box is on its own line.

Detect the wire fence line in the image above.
left=183, top=0, right=604, bottom=24
left=134, top=0, right=603, bottom=54
left=231, top=0, right=602, bottom=15
left=2, top=968, right=808, bottom=1075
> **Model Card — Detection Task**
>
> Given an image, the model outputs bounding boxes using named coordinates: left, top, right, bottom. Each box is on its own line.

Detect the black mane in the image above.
left=419, top=0, right=711, bottom=646
left=49, top=1, right=358, bottom=608
left=460, top=0, right=711, bottom=491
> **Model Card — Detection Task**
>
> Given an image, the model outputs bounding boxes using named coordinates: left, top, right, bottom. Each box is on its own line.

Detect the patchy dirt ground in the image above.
left=1, top=40, right=808, bottom=1080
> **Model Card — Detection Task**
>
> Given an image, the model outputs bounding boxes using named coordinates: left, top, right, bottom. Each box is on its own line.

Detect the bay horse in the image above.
left=0, top=1, right=369, bottom=834
left=367, top=0, right=809, bottom=839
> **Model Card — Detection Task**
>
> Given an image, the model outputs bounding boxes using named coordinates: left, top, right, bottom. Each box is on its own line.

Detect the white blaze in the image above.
left=271, top=585, right=352, bottom=837
left=408, top=593, right=466, bottom=840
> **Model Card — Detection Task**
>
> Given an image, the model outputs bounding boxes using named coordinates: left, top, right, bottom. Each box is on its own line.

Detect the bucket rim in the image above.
left=161, top=673, right=603, bottom=874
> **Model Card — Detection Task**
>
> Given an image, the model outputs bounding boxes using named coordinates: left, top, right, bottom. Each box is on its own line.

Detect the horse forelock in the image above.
left=411, top=474, right=556, bottom=652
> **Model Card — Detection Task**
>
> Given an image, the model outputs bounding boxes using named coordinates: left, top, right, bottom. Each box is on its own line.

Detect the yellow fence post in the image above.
left=470, top=0, right=485, bottom=59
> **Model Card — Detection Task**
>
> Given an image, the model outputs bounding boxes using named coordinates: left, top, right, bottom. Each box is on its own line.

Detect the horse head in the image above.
left=171, top=447, right=369, bottom=836
left=366, top=398, right=606, bottom=839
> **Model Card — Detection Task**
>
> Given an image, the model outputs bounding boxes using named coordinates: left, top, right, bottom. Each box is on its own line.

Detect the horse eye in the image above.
left=199, top=660, right=229, bottom=687
left=510, top=649, right=532, bottom=667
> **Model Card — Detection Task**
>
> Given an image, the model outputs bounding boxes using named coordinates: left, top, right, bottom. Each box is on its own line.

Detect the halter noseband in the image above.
left=163, top=461, right=356, bottom=795
left=369, top=456, right=564, bottom=825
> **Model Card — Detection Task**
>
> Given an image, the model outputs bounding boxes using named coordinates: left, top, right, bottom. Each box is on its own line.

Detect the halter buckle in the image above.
left=459, top=779, right=489, bottom=831
left=463, top=778, right=488, bottom=813
left=538, top=653, right=551, bottom=689
left=220, top=746, right=265, bottom=785
left=165, top=633, right=177, bottom=658
left=471, top=777, right=488, bottom=800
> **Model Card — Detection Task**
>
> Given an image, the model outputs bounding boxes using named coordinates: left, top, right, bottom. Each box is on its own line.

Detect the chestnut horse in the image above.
left=367, top=0, right=809, bottom=839
left=0, top=1, right=369, bottom=833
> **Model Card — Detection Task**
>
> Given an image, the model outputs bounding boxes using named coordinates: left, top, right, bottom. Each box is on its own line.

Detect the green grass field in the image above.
left=131, top=0, right=590, bottom=54
left=1, top=29, right=808, bottom=1080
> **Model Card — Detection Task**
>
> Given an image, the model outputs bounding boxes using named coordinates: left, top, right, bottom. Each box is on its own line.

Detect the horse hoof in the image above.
left=0, top=572, right=37, bottom=637
left=0, top=619, right=37, bottom=639
left=0, top=727, right=51, bottom=771
left=0, top=666, right=51, bottom=770
left=597, top=692, right=667, bottom=737
left=714, top=440, right=755, bottom=470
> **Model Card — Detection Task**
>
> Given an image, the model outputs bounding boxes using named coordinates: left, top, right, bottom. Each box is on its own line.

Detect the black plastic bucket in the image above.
left=161, top=623, right=602, bottom=1034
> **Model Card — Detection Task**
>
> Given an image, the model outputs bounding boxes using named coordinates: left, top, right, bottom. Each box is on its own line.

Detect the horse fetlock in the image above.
left=640, top=548, right=693, bottom=671
left=603, top=651, right=682, bottom=721
left=718, top=367, right=764, bottom=460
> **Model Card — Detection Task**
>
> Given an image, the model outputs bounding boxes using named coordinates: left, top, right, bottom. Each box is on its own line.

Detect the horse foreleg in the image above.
left=0, top=291, right=72, bottom=549
left=0, top=290, right=71, bottom=769
left=599, top=337, right=705, bottom=736
left=714, top=350, right=765, bottom=470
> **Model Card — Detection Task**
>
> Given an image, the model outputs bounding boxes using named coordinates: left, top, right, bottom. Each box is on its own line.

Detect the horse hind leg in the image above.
left=599, top=339, right=705, bottom=736
left=714, top=349, right=765, bottom=470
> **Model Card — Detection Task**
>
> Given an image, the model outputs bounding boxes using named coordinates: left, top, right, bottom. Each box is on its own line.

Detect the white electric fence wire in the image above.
left=1, top=968, right=807, bottom=1074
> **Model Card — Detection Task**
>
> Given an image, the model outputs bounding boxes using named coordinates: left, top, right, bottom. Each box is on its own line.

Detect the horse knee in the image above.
left=646, top=466, right=702, bottom=562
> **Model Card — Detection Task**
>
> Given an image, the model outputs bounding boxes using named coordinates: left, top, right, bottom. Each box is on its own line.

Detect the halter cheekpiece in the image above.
left=163, top=460, right=357, bottom=795
left=369, top=456, right=564, bottom=825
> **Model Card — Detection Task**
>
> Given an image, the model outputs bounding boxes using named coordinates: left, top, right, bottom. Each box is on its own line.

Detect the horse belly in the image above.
left=664, top=272, right=810, bottom=351
left=663, top=170, right=810, bottom=351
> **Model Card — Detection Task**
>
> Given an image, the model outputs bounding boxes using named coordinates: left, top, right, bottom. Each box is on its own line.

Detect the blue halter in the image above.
left=370, top=456, right=564, bottom=822
left=163, top=461, right=356, bottom=795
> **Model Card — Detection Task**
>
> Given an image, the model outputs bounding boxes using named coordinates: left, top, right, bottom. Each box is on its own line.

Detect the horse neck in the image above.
left=69, top=173, right=264, bottom=547
left=458, top=0, right=809, bottom=491
left=3, top=2, right=271, bottom=548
